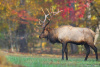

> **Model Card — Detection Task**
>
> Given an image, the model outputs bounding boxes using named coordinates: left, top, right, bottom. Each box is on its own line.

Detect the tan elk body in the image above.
left=42, top=25, right=95, bottom=45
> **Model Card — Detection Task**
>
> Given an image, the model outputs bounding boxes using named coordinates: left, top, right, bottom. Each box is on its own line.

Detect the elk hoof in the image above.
left=96, top=59, right=98, bottom=61
left=66, top=58, right=68, bottom=60
left=62, top=59, right=64, bottom=60
left=84, top=59, right=87, bottom=61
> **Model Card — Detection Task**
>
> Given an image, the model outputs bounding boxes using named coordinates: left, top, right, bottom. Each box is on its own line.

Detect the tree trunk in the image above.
left=49, top=42, right=53, bottom=54
left=16, top=0, right=28, bottom=53
left=94, top=22, right=100, bottom=45
left=90, top=2, right=100, bottom=45
left=8, top=20, right=14, bottom=52
left=86, top=2, right=91, bottom=28
left=70, top=44, right=78, bottom=54
left=40, top=40, right=43, bottom=53
left=19, top=37, right=28, bottom=52
left=16, top=24, right=28, bottom=53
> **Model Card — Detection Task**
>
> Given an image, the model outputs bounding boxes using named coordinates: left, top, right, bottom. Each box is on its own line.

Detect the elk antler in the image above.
left=53, top=9, right=63, bottom=15
left=39, top=8, right=50, bottom=27
left=39, top=8, right=63, bottom=28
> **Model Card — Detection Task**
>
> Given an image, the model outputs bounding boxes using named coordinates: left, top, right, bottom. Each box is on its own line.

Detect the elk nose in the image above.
left=39, top=36, right=41, bottom=39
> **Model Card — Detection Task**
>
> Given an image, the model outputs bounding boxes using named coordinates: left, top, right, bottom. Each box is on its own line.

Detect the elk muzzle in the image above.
left=39, top=34, right=43, bottom=39
left=39, top=35, right=42, bottom=39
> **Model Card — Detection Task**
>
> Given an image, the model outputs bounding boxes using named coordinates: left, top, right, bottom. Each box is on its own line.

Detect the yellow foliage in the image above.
left=91, top=16, right=97, bottom=20
left=49, top=0, right=53, bottom=2
left=75, top=3, right=79, bottom=10
left=34, top=23, right=37, bottom=25
left=55, top=22, right=59, bottom=28
left=55, top=25, right=59, bottom=28
left=94, top=0, right=100, bottom=6
left=26, top=0, right=30, bottom=3
left=44, top=0, right=52, bottom=2
left=36, top=35, right=39, bottom=38
left=45, top=0, right=48, bottom=2
left=42, top=42, right=46, bottom=49
left=0, top=7, right=4, bottom=10
left=79, top=24, right=84, bottom=27
left=52, top=5, right=57, bottom=10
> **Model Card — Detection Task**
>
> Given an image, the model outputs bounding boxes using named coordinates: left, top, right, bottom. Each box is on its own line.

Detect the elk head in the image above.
left=39, top=8, right=63, bottom=39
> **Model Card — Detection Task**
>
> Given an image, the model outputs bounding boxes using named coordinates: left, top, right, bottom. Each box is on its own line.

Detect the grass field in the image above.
left=6, top=55, right=100, bottom=67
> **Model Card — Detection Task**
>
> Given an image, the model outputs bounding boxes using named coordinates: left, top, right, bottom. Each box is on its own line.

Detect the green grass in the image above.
left=6, top=55, right=100, bottom=67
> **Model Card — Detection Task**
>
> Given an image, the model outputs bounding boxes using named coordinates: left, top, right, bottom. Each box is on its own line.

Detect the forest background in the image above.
left=0, top=0, right=100, bottom=55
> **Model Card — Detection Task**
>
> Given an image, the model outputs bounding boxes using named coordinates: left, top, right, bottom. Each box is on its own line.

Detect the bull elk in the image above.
left=39, top=8, right=98, bottom=61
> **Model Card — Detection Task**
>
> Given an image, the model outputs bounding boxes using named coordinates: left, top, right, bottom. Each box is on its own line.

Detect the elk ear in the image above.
left=47, top=28, right=50, bottom=31
left=45, top=28, right=48, bottom=31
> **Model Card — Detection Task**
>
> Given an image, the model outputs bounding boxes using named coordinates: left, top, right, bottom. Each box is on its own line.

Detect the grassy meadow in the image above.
left=6, top=54, right=100, bottom=67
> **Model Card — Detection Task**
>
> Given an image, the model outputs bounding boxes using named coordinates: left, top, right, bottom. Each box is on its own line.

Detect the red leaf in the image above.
left=12, top=10, right=17, bottom=14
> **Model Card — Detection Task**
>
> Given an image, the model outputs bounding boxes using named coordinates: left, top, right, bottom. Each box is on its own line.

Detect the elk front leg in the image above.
left=62, top=43, right=66, bottom=60
left=84, top=44, right=90, bottom=61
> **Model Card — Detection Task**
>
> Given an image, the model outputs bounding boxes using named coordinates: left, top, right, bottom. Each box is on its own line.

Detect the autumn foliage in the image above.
left=56, top=0, right=94, bottom=21
left=11, top=10, right=38, bottom=24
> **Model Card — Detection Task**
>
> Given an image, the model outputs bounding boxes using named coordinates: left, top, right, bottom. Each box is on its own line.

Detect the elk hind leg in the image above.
left=90, top=45, right=98, bottom=61
left=65, top=43, right=68, bottom=60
